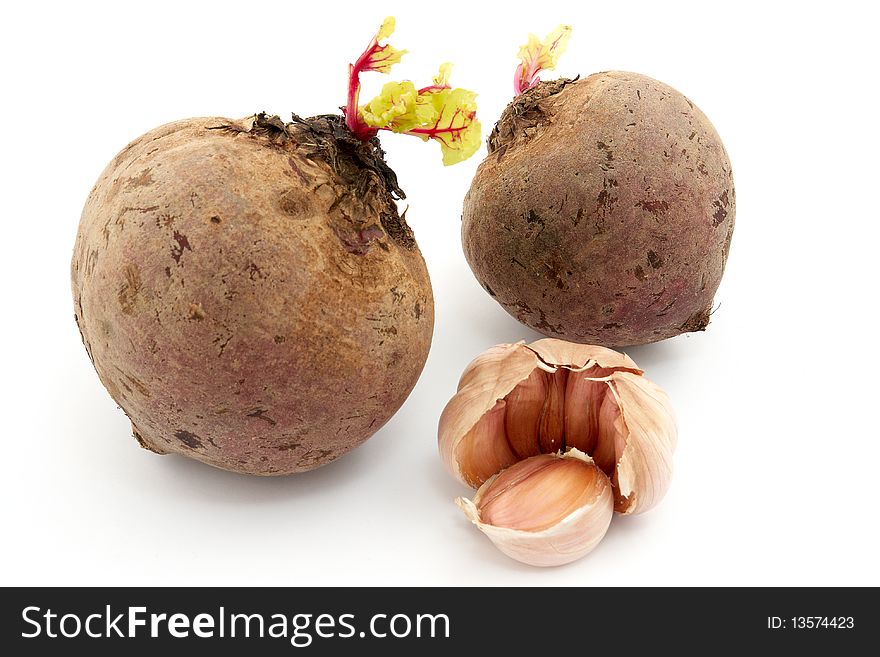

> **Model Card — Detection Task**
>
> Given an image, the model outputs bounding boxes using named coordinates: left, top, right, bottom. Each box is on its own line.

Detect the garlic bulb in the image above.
left=438, top=338, right=677, bottom=565
left=438, top=339, right=677, bottom=515
left=456, top=449, right=613, bottom=567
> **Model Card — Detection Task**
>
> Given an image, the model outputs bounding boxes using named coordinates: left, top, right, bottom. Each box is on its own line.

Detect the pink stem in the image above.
left=344, top=39, right=380, bottom=140
left=513, top=63, right=524, bottom=95
left=514, top=54, right=546, bottom=96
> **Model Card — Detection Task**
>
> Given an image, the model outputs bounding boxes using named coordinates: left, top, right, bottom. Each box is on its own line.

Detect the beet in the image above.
left=462, top=71, right=735, bottom=346
left=70, top=18, right=480, bottom=474
left=72, top=114, right=433, bottom=474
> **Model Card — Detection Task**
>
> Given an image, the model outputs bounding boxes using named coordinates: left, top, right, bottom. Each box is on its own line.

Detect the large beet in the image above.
left=72, top=114, right=433, bottom=474
left=463, top=71, right=735, bottom=346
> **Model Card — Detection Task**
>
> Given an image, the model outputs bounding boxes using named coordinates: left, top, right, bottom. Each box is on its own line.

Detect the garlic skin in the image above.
left=605, top=371, right=678, bottom=513
left=456, top=449, right=613, bottom=567
left=438, top=339, right=677, bottom=515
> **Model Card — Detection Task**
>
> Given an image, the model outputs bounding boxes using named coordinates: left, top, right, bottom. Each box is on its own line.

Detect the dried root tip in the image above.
left=457, top=449, right=613, bottom=567
left=131, top=422, right=168, bottom=454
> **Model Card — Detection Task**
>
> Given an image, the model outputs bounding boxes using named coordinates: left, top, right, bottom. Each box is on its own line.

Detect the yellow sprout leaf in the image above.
left=433, top=62, right=453, bottom=87
left=515, top=24, right=572, bottom=93
left=349, top=21, right=480, bottom=164
left=377, top=16, right=395, bottom=40
left=413, top=87, right=482, bottom=165
left=362, top=16, right=407, bottom=73
left=361, top=81, right=435, bottom=133
left=359, top=82, right=481, bottom=165
left=518, top=24, right=572, bottom=73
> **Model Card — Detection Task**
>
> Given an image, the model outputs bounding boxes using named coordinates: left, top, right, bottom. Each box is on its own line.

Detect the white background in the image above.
left=2, top=0, right=878, bottom=586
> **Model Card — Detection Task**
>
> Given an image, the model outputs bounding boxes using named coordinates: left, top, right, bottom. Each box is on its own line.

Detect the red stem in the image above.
left=513, top=64, right=525, bottom=95
left=407, top=124, right=467, bottom=136
left=345, top=38, right=380, bottom=140
left=418, top=83, right=450, bottom=94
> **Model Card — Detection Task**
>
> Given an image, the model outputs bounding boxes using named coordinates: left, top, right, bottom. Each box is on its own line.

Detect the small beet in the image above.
left=462, top=29, right=734, bottom=346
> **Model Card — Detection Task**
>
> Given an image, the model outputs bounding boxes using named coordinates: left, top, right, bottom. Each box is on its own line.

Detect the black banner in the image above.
left=1, top=587, right=872, bottom=654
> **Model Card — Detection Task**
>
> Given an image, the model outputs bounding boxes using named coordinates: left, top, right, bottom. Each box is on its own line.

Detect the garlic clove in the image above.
left=456, top=400, right=518, bottom=487
left=503, top=368, right=548, bottom=459
left=538, top=369, right=567, bottom=453
left=479, top=453, right=595, bottom=531
left=563, top=372, right=605, bottom=455
left=456, top=449, right=613, bottom=567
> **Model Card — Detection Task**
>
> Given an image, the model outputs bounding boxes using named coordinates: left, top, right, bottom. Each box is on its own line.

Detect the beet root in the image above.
left=462, top=72, right=735, bottom=346
left=72, top=114, right=433, bottom=474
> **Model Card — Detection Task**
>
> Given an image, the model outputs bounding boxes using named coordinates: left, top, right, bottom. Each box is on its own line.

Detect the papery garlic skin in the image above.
left=438, top=343, right=542, bottom=487
left=456, top=449, right=613, bottom=567
left=608, top=371, right=677, bottom=514
left=456, top=400, right=517, bottom=486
